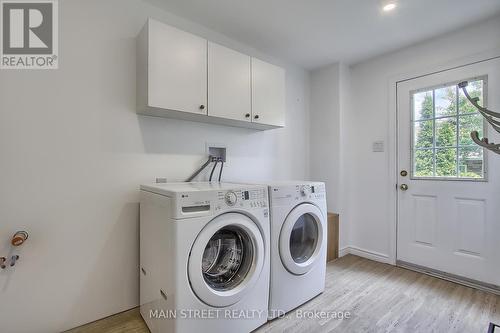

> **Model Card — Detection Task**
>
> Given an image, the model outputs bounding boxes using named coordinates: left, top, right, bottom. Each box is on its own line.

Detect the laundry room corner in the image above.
left=0, top=1, right=311, bottom=332
left=2, top=1, right=500, bottom=332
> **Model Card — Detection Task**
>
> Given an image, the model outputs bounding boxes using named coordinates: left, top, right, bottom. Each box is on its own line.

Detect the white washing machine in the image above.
left=139, top=182, right=270, bottom=333
left=266, top=181, right=327, bottom=319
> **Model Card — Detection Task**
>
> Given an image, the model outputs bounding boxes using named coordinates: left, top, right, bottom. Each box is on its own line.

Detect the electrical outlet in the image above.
left=206, top=143, right=227, bottom=162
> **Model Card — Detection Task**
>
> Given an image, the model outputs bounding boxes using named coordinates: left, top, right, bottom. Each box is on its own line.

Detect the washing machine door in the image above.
left=188, top=212, right=265, bottom=307
left=279, top=203, right=325, bottom=275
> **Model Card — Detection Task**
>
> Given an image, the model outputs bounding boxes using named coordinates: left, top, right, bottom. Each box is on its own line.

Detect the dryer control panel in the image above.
left=270, top=182, right=326, bottom=207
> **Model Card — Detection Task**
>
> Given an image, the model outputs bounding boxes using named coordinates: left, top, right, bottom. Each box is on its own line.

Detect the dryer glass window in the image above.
left=202, top=226, right=253, bottom=291
left=290, top=214, right=318, bottom=263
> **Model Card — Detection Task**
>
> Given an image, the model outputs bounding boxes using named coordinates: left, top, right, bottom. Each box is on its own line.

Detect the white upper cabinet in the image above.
left=208, top=42, right=251, bottom=122
left=138, top=19, right=207, bottom=115
left=251, top=58, right=286, bottom=127
left=137, top=19, right=285, bottom=130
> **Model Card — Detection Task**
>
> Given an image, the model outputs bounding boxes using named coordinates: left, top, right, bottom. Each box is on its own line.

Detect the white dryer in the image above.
left=139, top=182, right=270, bottom=333
left=267, top=182, right=327, bottom=319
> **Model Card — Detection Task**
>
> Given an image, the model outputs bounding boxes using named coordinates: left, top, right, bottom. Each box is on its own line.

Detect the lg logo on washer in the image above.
left=1, top=0, right=58, bottom=69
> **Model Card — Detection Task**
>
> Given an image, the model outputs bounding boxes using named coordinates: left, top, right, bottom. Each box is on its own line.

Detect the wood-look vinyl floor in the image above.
left=66, top=255, right=500, bottom=333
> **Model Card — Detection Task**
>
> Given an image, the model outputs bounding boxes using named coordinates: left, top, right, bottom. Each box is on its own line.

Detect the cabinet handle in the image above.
left=199, top=105, right=205, bottom=110
left=245, top=113, right=250, bottom=118
left=254, top=115, right=259, bottom=120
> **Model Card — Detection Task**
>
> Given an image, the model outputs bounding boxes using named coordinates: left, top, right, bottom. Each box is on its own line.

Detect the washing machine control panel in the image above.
left=216, top=188, right=268, bottom=211
left=224, top=191, right=238, bottom=206
left=174, top=187, right=268, bottom=218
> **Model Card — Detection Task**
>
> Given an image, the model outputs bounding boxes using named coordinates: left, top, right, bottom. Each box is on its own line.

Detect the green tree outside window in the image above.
left=412, top=80, right=484, bottom=179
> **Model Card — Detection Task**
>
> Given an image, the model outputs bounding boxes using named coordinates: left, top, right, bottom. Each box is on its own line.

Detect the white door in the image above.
left=188, top=213, right=264, bottom=307
left=397, top=58, right=500, bottom=287
left=208, top=42, right=251, bottom=122
left=251, top=58, right=286, bottom=127
left=148, top=19, right=208, bottom=115
left=279, top=203, right=325, bottom=275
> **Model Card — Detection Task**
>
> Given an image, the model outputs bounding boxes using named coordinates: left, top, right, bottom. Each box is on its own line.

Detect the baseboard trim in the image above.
left=339, top=247, right=350, bottom=258
left=339, top=246, right=390, bottom=264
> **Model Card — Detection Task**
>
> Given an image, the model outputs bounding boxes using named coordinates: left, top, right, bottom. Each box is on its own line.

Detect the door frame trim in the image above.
left=387, top=47, right=500, bottom=265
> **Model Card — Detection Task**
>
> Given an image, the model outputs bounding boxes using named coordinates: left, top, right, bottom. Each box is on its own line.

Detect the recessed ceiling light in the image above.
left=383, top=2, right=397, bottom=11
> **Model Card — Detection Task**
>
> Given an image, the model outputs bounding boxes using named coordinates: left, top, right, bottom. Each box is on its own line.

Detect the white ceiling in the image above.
left=146, top=0, right=500, bottom=69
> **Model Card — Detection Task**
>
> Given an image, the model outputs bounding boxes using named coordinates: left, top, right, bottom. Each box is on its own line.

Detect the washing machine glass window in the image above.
left=188, top=212, right=265, bottom=307
left=202, top=226, right=253, bottom=291
left=289, top=213, right=319, bottom=264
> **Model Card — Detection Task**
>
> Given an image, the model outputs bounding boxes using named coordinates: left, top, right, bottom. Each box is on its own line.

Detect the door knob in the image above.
left=400, top=170, right=408, bottom=177
left=400, top=184, right=409, bottom=191
left=245, top=113, right=250, bottom=118
left=199, top=105, right=205, bottom=110
left=254, top=115, right=259, bottom=120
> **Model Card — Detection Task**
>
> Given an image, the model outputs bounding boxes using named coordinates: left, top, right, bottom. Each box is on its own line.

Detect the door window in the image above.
left=202, top=226, right=253, bottom=291
left=411, top=78, right=486, bottom=179
left=289, top=214, right=319, bottom=263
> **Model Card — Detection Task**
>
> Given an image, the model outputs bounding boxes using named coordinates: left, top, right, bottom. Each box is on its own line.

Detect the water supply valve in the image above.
left=0, top=231, right=28, bottom=270
left=11, top=231, right=28, bottom=246
left=9, top=255, right=19, bottom=267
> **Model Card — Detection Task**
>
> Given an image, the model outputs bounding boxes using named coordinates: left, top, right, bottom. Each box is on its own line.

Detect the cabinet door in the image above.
left=251, top=58, right=285, bottom=127
left=208, top=42, right=251, bottom=122
left=148, top=20, right=207, bottom=115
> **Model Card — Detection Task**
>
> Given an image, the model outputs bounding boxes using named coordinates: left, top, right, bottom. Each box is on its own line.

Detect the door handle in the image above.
left=400, top=184, right=409, bottom=191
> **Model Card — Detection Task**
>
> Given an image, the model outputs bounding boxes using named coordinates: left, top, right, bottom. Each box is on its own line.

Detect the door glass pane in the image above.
left=202, top=226, right=253, bottom=291
left=436, top=117, right=457, bottom=147
left=289, top=214, right=318, bottom=264
left=435, top=86, right=457, bottom=117
left=414, top=120, right=434, bottom=148
left=436, top=148, right=457, bottom=177
left=459, top=114, right=483, bottom=146
left=459, top=80, right=483, bottom=115
left=414, top=149, right=434, bottom=177
left=413, top=91, right=433, bottom=121
left=459, top=147, right=484, bottom=178
left=411, top=78, right=485, bottom=180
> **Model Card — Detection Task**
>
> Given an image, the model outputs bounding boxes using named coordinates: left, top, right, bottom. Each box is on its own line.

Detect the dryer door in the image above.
left=279, top=203, right=325, bottom=275
left=188, top=212, right=265, bottom=307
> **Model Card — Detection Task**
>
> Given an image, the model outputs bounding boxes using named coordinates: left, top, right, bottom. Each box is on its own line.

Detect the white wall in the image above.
left=0, top=1, right=310, bottom=332
left=343, top=15, right=500, bottom=259
left=337, top=63, right=351, bottom=251
left=309, top=63, right=350, bottom=250
left=310, top=64, right=340, bottom=212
